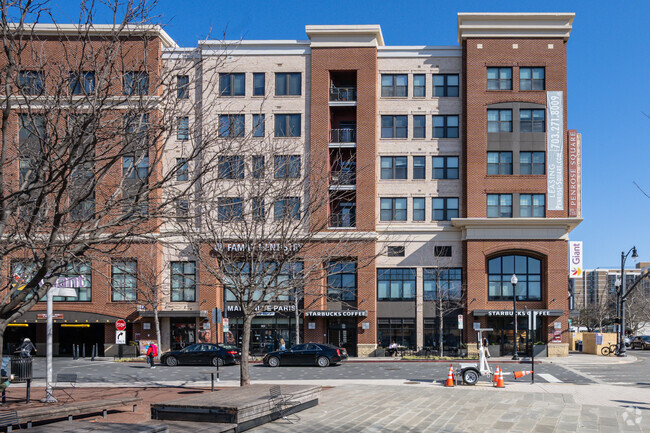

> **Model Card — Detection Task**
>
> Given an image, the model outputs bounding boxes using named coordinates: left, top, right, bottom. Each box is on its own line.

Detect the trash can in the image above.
left=10, top=355, right=32, bottom=381
left=577, top=341, right=583, bottom=352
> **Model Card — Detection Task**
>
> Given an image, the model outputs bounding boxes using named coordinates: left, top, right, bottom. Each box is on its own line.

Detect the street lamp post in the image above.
left=619, top=246, right=638, bottom=357
left=511, top=274, right=519, bottom=361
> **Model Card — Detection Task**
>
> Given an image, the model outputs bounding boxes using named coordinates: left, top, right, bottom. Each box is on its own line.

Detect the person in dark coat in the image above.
left=17, top=338, right=36, bottom=358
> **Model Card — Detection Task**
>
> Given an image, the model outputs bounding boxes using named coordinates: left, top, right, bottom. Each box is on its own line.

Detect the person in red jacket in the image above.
left=146, top=343, right=158, bottom=369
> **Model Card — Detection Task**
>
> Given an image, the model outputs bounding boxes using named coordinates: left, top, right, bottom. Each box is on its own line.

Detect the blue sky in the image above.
left=47, top=0, right=650, bottom=268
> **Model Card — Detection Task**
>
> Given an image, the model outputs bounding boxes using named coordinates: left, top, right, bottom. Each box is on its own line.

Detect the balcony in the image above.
left=329, top=128, right=356, bottom=147
left=330, top=211, right=356, bottom=228
left=329, top=86, right=357, bottom=105
left=330, top=170, right=356, bottom=190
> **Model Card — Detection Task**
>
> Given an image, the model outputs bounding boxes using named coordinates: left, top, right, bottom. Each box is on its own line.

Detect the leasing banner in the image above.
left=547, top=91, right=564, bottom=210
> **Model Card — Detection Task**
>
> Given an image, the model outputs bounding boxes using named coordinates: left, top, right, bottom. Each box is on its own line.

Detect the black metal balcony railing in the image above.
left=329, top=86, right=357, bottom=102
left=329, top=128, right=356, bottom=143
left=330, top=211, right=356, bottom=228
left=330, top=170, right=356, bottom=186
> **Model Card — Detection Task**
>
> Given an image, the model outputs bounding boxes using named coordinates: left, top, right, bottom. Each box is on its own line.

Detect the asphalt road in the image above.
left=20, top=350, right=650, bottom=387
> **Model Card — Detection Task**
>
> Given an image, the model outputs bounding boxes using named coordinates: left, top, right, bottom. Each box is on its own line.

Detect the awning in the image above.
left=12, top=311, right=128, bottom=324
left=472, top=309, right=564, bottom=317
left=139, top=310, right=208, bottom=318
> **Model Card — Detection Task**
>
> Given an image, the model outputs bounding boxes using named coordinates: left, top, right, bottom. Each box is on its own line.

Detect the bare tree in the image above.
left=576, top=293, right=615, bottom=331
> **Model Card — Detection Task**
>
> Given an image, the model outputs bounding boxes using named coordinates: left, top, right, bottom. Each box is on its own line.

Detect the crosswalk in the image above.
left=537, top=373, right=562, bottom=383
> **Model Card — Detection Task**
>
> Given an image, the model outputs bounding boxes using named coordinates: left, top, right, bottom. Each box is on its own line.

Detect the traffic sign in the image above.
left=457, top=314, right=463, bottom=330
left=222, top=318, right=229, bottom=327
left=116, top=330, right=126, bottom=344
left=116, top=319, right=127, bottom=331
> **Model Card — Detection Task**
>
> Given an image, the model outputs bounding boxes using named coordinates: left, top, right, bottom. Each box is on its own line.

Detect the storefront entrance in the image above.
left=170, top=318, right=196, bottom=351
left=327, top=318, right=357, bottom=357
left=486, top=316, right=543, bottom=356
left=58, top=323, right=106, bottom=356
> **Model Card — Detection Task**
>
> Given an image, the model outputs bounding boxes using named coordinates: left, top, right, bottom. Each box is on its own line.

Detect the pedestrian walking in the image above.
left=17, top=338, right=36, bottom=358
left=279, top=338, right=286, bottom=351
left=146, top=342, right=158, bottom=368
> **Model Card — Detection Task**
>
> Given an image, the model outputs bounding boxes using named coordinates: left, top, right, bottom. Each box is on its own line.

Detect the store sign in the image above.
left=568, top=129, right=579, bottom=217
left=473, top=309, right=562, bottom=317
left=36, top=313, right=64, bottom=320
left=214, top=243, right=303, bottom=253
left=305, top=310, right=368, bottom=318
left=569, top=241, right=583, bottom=279
left=547, top=91, right=564, bottom=211
left=226, top=304, right=296, bottom=313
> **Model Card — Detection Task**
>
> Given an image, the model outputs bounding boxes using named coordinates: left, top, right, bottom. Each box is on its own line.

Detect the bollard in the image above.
left=83, top=344, right=86, bottom=359
left=91, top=344, right=96, bottom=361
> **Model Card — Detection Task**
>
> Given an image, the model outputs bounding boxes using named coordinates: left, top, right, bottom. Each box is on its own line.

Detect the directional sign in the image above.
left=116, top=330, right=126, bottom=345
left=116, top=319, right=127, bottom=331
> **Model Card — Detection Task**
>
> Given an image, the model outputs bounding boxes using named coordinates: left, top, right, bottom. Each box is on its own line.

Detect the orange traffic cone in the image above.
left=493, top=365, right=500, bottom=386
left=514, top=370, right=533, bottom=380
left=445, top=364, right=455, bottom=387
left=495, top=367, right=505, bottom=388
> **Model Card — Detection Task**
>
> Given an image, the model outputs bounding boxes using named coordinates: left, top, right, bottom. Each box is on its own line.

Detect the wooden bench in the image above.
left=8, top=397, right=142, bottom=429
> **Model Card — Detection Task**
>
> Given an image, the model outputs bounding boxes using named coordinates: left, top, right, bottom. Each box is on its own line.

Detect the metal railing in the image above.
left=329, top=128, right=356, bottom=143
left=330, top=170, right=356, bottom=186
left=329, top=86, right=357, bottom=102
left=330, top=211, right=356, bottom=228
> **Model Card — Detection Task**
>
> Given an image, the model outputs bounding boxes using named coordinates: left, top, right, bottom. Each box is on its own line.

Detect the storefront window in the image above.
left=377, top=268, right=416, bottom=301
left=229, top=316, right=301, bottom=355
left=488, top=254, right=541, bottom=301
left=423, top=317, right=461, bottom=350
left=170, top=318, right=196, bottom=350
left=487, top=316, right=543, bottom=356
left=378, top=318, right=415, bottom=348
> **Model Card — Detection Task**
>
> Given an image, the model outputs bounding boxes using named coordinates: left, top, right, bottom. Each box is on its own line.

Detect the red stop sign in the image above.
left=116, top=319, right=126, bottom=331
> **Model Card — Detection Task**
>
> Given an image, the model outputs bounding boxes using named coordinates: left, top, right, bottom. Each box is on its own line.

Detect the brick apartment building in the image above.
left=7, top=13, right=582, bottom=358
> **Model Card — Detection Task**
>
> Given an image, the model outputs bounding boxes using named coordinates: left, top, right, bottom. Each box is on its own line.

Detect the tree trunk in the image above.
left=438, top=301, right=444, bottom=357
left=294, top=289, right=300, bottom=345
left=0, top=322, right=5, bottom=364
left=153, top=308, right=162, bottom=356
left=240, top=314, right=253, bottom=386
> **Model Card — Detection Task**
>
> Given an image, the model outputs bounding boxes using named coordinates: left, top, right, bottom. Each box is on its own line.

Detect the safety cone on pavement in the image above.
left=493, top=365, right=500, bottom=386
left=514, top=370, right=533, bottom=380
left=445, top=364, right=455, bottom=387
left=495, top=367, right=505, bottom=388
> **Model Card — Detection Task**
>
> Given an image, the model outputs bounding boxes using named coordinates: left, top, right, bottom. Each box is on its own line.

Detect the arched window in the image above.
left=488, top=254, right=541, bottom=301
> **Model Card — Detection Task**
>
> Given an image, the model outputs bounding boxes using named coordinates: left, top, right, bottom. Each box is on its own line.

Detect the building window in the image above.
left=380, top=156, right=407, bottom=180
left=413, top=74, right=425, bottom=97
left=387, top=246, right=405, bottom=257
left=217, top=197, right=243, bottom=221
left=253, top=73, right=265, bottom=96
left=520, top=152, right=545, bottom=175
left=433, top=74, right=459, bottom=97
left=377, top=268, right=416, bottom=301
left=171, top=261, right=196, bottom=302
left=123, top=154, right=149, bottom=179
left=219, top=73, right=245, bottom=96
left=413, top=197, right=425, bottom=221
left=413, top=115, right=426, bottom=139
left=487, top=194, right=512, bottom=218
left=218, top=156, right=244, bottom=179
left=252, top=197, right=265, bottom=221
left=433, top=115, right=459, bottom=138
left=520, top=194, right=545, bottom=217
left=432, top=197, right=459, bottom=221
left=49, top=262, right=92, bottom=302
left=381, top=115, right=408, bottom=138
left=275, top=73, right=301, bottom=96
left=112, top=261, right=137, bottom=302
left=176, top=158, right=188, bottom=181
left=18, top=71, right=44, bottom=95
left=434, top=246, right=452, bottom=257
left=177, top=75, right=189, bottom=99
left=274, top=114, right=301, bottom=137
left=380, top=197, right=407, bottom=221
left=274, top=155, right=301, bottom=179
left=520, top=109, right=546, bottom=132
left=487, top=109, right=512, bottom=132
left=274, top=197, right=300, bottom=220
left=488, top=255, right=541, bottom=301
left=423, top=268, right=461, bottom=300
left=413, top=156, right=426, bottom=179
left=69, top=71, right=95, bottom=95
left=253, top=114, right=265, bottom=137
left=327, top=261, right=357, bottom=301
left=123, top=71, right=148, bottom=95
left=252, top=155, right=265, bottom=178
left=487, top=152, right=512, bottom=175
left=487, top=67, right=512, bottom=90
left=176, top=199, right=189, bottom=217
left=219, top=114, right=244, bottom=137
left=177, top=116, right=189, bottom=140
left=381, top=74, right=408, bottom=97
left=432, top=156, right=459, bottom=179
left=19, top=113, right=45, bottom=144
left=520, top=67, right=545, bottom=91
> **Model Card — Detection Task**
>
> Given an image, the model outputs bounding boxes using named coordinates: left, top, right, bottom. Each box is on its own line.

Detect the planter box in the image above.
left=533, top=344, right=547, bottom=357
left=488, top=345, right=501, bottom=357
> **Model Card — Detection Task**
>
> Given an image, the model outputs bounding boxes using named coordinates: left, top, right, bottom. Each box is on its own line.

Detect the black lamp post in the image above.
left=619, top=246, right=638, bottom=357
left=511, top=274, right=519, bottom=360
